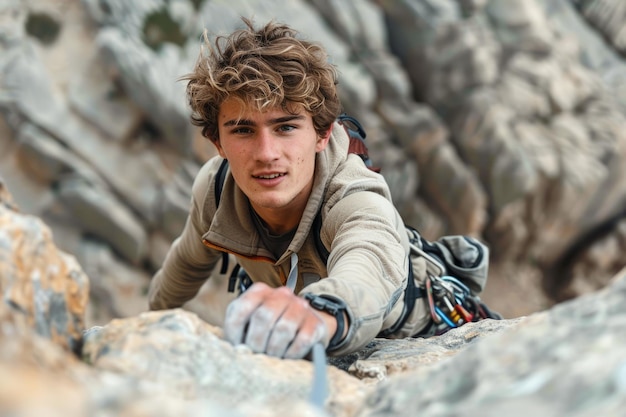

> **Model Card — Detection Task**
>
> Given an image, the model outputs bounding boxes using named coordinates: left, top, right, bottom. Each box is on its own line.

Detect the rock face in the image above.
left=0, top=298, right=91, bottom=417
left=360, top=275, right=626, bottom=417
left=3, top=0, right=626, bottom=415
left=0, top=178, right=89, bottom=352
left=82, top=309, right=365, bottom=417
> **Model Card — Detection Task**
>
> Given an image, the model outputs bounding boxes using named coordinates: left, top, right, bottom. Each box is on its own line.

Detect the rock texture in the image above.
left=360, top=275, right=626, bottom=417
left=3, top=0, right=626, bottom=415
left=83, top=309, right=364, bottom=417
left=0, top=178, right=89, bottom=351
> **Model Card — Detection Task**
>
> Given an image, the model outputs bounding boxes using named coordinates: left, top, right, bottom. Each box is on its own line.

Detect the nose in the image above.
left=255, top=129, right=280, bottom=162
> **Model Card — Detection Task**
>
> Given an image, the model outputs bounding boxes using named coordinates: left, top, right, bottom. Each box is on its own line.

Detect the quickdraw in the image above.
left=419, top=274, right=501, bottom=337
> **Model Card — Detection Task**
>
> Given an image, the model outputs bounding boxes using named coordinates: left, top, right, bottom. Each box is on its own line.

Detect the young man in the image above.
left=149, top=18, right=430, bottom=359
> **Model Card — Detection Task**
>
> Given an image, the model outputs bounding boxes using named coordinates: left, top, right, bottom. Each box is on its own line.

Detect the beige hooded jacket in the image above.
left=149, top=122, right=431, bottom=356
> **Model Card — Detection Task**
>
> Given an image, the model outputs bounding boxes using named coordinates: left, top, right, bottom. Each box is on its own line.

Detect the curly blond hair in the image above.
left=184, top=18, right=341, bottom=143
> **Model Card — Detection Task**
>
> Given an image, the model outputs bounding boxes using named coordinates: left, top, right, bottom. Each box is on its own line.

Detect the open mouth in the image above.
left=253, top=173, right=285, bottom=179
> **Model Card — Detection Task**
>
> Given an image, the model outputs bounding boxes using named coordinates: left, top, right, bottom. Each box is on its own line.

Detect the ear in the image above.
left=315, top=126, right=332, bottom=153
left=212, top=138, right=227, bottom=158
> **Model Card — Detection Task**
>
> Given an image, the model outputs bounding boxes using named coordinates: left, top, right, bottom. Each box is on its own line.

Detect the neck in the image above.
left=252, top=205, right=301, bottom=235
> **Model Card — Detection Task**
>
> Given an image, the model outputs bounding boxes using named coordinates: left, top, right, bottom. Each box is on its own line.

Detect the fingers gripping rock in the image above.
left=224, top=284, right=330, bottom=359
left=224, top=292, right=262, bottom=346
left=284, top=317, right=328, bottom=359
left=265, top=315, right=300, bottom=358
left=245, top=305, right=283, bottom=354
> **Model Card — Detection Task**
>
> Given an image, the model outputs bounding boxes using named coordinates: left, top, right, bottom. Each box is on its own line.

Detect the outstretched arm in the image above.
left=148, top=214, right=221, bottom=310
left=303, top=191, right=411, bottom=355
left=149, top=159, right=223, bottom=310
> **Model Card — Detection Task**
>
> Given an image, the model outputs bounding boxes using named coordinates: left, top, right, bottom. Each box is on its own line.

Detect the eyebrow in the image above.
left=222, top=114, right=306, bottom=127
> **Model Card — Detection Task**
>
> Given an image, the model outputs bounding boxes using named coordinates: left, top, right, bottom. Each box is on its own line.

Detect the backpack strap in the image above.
left=214, top=158, right=231, bottom=275
left=312, top=211, right=330, bottom=266
left=378, top=257, right=423, bottom=337
left=313, top=114, right=380, bottom=264
left=337, top=113, right=380, bottom=172
left=214, top=158, right=229, bottom=209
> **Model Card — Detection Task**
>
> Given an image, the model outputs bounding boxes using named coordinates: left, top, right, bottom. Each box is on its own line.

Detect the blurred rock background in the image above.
left=3, top=0, right=626, bottom=416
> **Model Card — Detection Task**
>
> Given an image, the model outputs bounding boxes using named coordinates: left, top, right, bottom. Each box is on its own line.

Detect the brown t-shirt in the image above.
left=250, top=207, right=296, bottom=261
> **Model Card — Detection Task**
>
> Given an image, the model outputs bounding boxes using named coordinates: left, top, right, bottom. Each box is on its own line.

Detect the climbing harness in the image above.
left=407, top=229, right=501, bottom=337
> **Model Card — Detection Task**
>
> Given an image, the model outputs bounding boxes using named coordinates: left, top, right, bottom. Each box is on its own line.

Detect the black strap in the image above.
left=227, top=263, right=241, bottom=292
left=303, top=293, right=347, bottom=352
left=378, top=257, right=423, bottom=337
left=227, top=264, right=254, bottom=294
left=214, top=158, right=229, bottom=207
left=312, top=210, right=330, bottom=266
left=215, top=158, right=230, bottom=275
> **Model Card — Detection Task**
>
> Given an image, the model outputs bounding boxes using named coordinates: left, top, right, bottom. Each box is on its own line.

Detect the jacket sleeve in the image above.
left=300, top=191, right=411, bottom=356
left=148, top=159, right=223, bottom=310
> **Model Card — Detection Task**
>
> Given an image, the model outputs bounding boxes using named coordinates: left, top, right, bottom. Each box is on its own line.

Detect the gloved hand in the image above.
left=223, top=282, right=333, bottom=359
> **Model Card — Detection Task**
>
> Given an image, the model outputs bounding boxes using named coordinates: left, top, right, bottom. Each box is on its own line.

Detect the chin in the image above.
left=254, top=199, right=289, bottom=210
left=247, top=193, right=282, bottom=206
